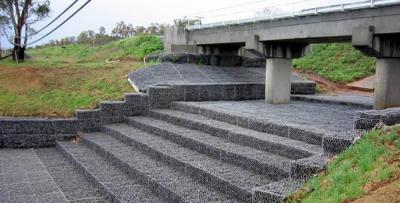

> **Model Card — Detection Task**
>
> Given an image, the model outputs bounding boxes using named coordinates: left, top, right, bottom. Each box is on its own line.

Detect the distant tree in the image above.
left=59, top=36, right=75, bottom=46
left=173, top=17, right=200, bottom=27
left=48, top=39, right=55, bottom=46
left=77, top=30, right=95, bottom=45
left=0, top=0, right=51, bottom=61
left=134, top=26, right=146, bottom=35
left=99, top=26, right=106, bottom=35
left=255, top=7, right=285, bottom=18
left=146, top=23, right=168, bottom=35
left=112, top=21, right=129, bottom=38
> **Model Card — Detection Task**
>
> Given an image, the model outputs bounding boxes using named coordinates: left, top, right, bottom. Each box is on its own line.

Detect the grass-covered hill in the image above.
left=0, top=35, right=163, bottom=117
left=293, top=43, right=376, bottom=83
left=288, top=126, right=400, bottom=203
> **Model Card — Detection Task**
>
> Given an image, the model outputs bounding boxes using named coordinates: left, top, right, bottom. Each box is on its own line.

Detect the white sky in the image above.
left=1, top=0, right=358, bottom=47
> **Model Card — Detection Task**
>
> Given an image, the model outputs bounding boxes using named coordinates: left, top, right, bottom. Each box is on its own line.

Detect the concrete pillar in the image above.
left=374, top=58, right=400, bottom=109
left=213, top=47, right=220, bottom=55
left=265, top=58, right=292, bottom=104
left=205, top=46, right=212, bottom=55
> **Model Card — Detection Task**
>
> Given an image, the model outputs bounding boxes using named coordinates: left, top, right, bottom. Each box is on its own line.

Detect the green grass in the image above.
left=288, top=127, right=400, bottom=203
left=0, top=35, right=164, bottom=117
left=293, top=43, right=376, bottom=83
left=0, top=62, right=143, bottom=117
left=111, top=34, right=164, bottom=59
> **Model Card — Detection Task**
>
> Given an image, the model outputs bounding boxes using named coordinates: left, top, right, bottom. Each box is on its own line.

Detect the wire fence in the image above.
left=187, top=0, right=400, bottom=30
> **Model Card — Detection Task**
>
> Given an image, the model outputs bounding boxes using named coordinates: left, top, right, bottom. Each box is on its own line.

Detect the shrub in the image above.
left=116, top=35, right=163, bottom=59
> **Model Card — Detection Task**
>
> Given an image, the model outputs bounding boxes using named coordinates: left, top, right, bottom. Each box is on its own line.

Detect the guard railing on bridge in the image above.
left=187, top=0, right=400, bottom=30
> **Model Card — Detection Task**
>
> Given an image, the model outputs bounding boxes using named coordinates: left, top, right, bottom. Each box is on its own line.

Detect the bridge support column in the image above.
left=264, top=43, right=309, bottom=104
left=265, top=58, right=292, bottom=104
left=374, top=58, right=400, bottom=109
left=352, top=27, right=400, bottom=109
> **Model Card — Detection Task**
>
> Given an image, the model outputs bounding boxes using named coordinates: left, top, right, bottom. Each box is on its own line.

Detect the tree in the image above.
left=133, top=26, right=145, bottom=35
left=255, top=7, right=285, bottom=18
left=77, top=30, right=95, bottom=45
left=98, top=26, right=106, bottom=35
left=147, top=23, right=168, bottom=36
left=173, top=17, right=200, bottom=27
left=111, top=21, right=137, bottom=38
left=0, top=0, right=50, bottom=61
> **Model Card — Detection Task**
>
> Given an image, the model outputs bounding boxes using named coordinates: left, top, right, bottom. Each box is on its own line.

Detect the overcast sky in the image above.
left=1, top=0, right=353, bottom=47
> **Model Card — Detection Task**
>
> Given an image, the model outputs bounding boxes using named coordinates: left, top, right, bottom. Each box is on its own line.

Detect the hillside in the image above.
left=293, top=43, right=376, bottom=83
left=288, top=126, right=400, bottom=203
left=0, top=35, right=163, bottom=117
left=0, top=40, right=377, bottom=117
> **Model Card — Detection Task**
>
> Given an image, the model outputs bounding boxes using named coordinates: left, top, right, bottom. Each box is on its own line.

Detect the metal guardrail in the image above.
left=187, top=0, right=400, bottom=30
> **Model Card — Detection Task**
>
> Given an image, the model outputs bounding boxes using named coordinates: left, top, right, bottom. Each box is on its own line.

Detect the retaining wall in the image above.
left=0, top=93, right=148, bottom=148
left=2, top=83, right=399, bottom=148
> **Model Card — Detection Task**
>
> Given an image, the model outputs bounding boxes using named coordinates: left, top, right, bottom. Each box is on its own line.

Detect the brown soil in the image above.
left=293, top=69, right=373, bottom=97
left=351, top=152, right=400, bottom=203
left=0, top=65, right=90, bottom=93
left=351, top=177, right=400, bottom=203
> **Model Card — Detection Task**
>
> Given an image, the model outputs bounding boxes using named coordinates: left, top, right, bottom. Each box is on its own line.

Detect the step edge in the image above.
left=126, top=116, right=290, bottom=179
left=55, top=141, right=123, bottom=203
left=171, top=102, right=327, bottom=146
left=79, top=135, right=187, bottom=203
left=251, top=178, right=305, bottom=203
left=102, top=125, right=252, bottom=202
left=149, top=109, right=322, bottom=157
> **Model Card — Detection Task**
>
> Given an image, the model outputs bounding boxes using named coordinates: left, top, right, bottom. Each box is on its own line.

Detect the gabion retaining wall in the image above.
left=1, top=83, right=399, bottom=149
left=354, top=107, right=400, bottom=130
left=147, top=83, right=315, bottom=109
left=146, top=52, right=266, bottom=67
left=0, top=93, right=148, bottom=148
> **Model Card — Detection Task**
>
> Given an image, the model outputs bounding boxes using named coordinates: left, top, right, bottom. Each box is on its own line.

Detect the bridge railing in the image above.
left=187, top=0, right=400, bottom=30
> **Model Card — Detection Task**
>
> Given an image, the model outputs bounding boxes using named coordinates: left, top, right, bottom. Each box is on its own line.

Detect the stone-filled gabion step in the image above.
left=56, top=141, right=168, bottom=203
left=149, top=109, right=323, bottom=159
left=252, top=179, right=305, bottom=203
left=126, top=116, right=293, bottom=179
left=103, top=123, right=275, bottom=202
left=80, top=132, right=242, bottom=203
left=35, top=148, right=108, bottom=202
left=171, top=102, right=326, bottom=145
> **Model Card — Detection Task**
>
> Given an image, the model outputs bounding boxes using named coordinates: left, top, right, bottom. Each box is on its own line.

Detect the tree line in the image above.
left=40, top=18, right=200, bottom=47
left=0, top=0, right=201, bottom=62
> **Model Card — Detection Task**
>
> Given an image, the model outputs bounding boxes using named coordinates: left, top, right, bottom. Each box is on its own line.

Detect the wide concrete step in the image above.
left=56, top=140, right=168, bottom=203
left=127, top=116, right=292, bottom=179
left=149, top=109, right=323, bottom=159
left=104, top=123, right=275, bottom=202
left=80, top=132, right=242, bottom=203
left=171, top=101, right=327, bottom=145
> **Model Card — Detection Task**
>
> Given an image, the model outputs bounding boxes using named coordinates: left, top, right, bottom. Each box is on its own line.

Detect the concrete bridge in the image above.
left=164, top=1, right=400, bottom=110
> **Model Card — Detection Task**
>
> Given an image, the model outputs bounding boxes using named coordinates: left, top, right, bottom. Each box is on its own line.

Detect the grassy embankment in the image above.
left=0, top=41, right=379, bottom=117
left=293, top=43, right=376, bottom=83
left=0, top=35, right=163, bottom=117
left=288, top=126, right=400, bottom=203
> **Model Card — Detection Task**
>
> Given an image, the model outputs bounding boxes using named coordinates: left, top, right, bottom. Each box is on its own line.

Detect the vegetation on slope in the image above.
left=0, top=35, right=163, bottom=117
left=293, top=43, right=376, bottom=83
left=288, top=126, right=400, bottom=203
left=112, top=34, right=163, bottom=59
